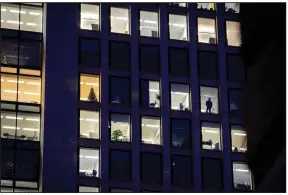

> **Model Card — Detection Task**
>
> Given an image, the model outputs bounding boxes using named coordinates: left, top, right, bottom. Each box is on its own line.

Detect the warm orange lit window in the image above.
left=1, top=74, right=18, bottom=102
left=80, top=74, right=100, bottom=102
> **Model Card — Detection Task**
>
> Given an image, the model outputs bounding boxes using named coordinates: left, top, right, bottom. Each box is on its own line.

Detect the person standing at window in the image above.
left=206, top=98, right=213, bottom=113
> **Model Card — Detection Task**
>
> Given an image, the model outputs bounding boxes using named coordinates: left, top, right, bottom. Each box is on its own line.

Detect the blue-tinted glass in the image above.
left=229, top=90, right=243, bottom=116
left=172, top=156, right=192, bottom=186
left=110, top=41, right=130, bottom=70
left=1, top=149, right=14, bottom=178
left=80, top=39, right=100, bottom=67
left=198, top=51, right=218, bottom=79
left=169, top=48, right=189, bottom=76
left=110, top=150, right=131, bottom=181
left=1, top=38, right=18, bottom=66
left=110, top=77, right=130, bottom=105
left=141, top=153, right=162, bottom=184
left=171, top=119, right=190, bottom=149
left=19, top=40, right=41, bottom=68
left=140, top=45, right=160, bottom=74
left=15, top=150, right=39, bottom=180
left=227, top=55, right=245, bottom=82
left=202, top=158, right=223, bottom=189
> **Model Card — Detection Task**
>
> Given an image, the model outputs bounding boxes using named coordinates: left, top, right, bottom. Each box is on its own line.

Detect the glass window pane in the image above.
left=1, top=149, right=14, bottom=178
left=226, top=21, right=241, bottom=47
left=110, top=77, right=130, bottom=105
left=80, top=4, right=100, bottom=31
left=110, top=41, right=130, bottom=70
left=139, top=45, right=160, bottom=74
left=79, top=110, right=100, bottom=139
left=198, top=18, right=216, bottom=44
left=170, top=83, right=190, bottom=111
left=198, top=51, right=218, bottom=79
left=16, top=112, right=40, bottom=141
left=19, top=69, right=41, bottom=76
left=15, top=150, right=39, bottom=180
left=1, top=38, right=18, bottom=66
left=79, top=186, right=99, bottom=192
left=229, top=90, right=243, bottom=117
left=201, top=122, right=221, bottom=151
left=1, top=187, right=13, bottom=192
left=80, top=74, right=100, bottom=102
left=15, top=181, right=37, bottom=188
left=172, top=156, right=192, bottom=186
left=141, top=116, right=161, bottom=145
left=140, top=80, right=160, bottom=108
left=110, top=150, right=131, bottom=181
left=110, top=113, right=130, bottom=142
left=231, top=125, right=247, bottom=153
left=171, top=119, right=190, bottom=149
left=1, top=4, right=20, bottom=30
left=139, top=11, right=159, bottom=38
left=1, top=111, right=17, bottom=139
left=197, top=3, right=216, bottom=11
left=225, top=3, right=240, bottom=13
left=233, top=162, right=253, bottom=190
left=141, top=153, right=162, bottom=184
left=202, top=158, right=223, bottom=189
left=80, top=38, right=100, bottom=67
left=79, top=148, right=100, bottom=178
left=169, top=14, right=188, bottom=41
left=169, top=48, right=189, bottom=76
left=19, top=5, right=43, bottom=32
left=14, top=188, right=38, bottom=193
left=1, top=67, right=17, bottom=74
left=168, top=3, right=187, bottom=7
left=110, top=7, right=129, bottom=34
left=1, top=74, right=18, bottom=102
left=200, top=86, right=219, bottom=114
left=19, top=40, right=42, bottom=68
left=18, top=75, right=41, bottom=104
left=227, top=55, right=245, bottom=83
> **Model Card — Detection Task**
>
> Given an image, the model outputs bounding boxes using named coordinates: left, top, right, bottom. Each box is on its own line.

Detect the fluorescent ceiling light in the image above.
left=29, top=12, right=40, bottom=15
left=1, top=79, right=4, bottom=81
left=1, top=20, right=3, bottom=23
left=86, top=82, right=98, bottom=86
left=144, top=20, right=157, bottom=24
left=27, top=82, right=40, bottom=85
left=203, top=95, right=216, bottom=98
left=198, top=27, right=215, bottom=33
left=85, top=119, right=98, bottom=122
left=5, top=116, right=23, bottom=120
left=80, top=97, right=88, bottom=100
left=1, top=8, right=7, bottom=11
left=204, top=130, right=218, bottom=134
left=2, top=126, right=20, bottom=130
left=145, top=124, right=159, bottom=128
left=26, top=118, right=40, bottom=121
left=79, top=155, right=83, bottom=158
left=84, top=156, right=98, bottom=159
left=171, top=92, right=188, bottom=95
left=7, top=20, right=23, bottom=24
left=7, top=80, right=24, bottom=83
left=140, top=25, right=157, bottom=30
left=172, top=23, right=186, bottom=27
left=80, top=82, right=84, bottom=85
left=233, top=133, right=246, bottom=136
left=149, top=89, right=159, bottom=92
left=115, top=17, right=128, bottom=21
left=4, top=90, right=19, bottom=93
left=23, top=128, right=39, bottom=131
left=24, top=92, right=40, bottom=96
left=10, top=10, right=26, bottom=14
left=235, top=169, right=249, bottom=172
left=26, top=23, right=36, bottom=26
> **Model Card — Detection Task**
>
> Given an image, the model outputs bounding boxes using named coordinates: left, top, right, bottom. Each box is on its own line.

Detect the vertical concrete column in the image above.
left=41, top=3, right=79, bottom=192
left=159, top=4, right=171, bottom=192
left=216, top=3, right=233, bottom=192
left=188, top=3, right=202, bottom=192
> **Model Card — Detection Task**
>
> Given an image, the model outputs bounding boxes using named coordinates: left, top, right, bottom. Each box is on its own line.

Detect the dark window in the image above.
left=19, top=40, right=42, bottom=68
left=141, top=152, right=162, bottom=184
left=110, top=150, right=131, bottom=181
left=1, top=38, right=18, bottom=66
left=227, top=55, right=245, bottom=83
left=171, top=119, right=190, bottom=149
left=229, top=90, right=243, bottom=117
left=202, top=158, right=223, bottom=189
left=198, top=51, right=218, bottom=79
left=110, top=41, right=130, bottom=70
left=139, top=45, right=160, bottom=74
left=110, top=77, right=130, bottom=105
left=15, top=150, right=39, bottom=180
left=169, top=48, right=189, bottom=76
left=110, top=188, right=131, bottom=192
left=171, top=155, right=192, bottom=186
left=80, top=38, right=100, bottom=67
left=1, top=149, right=14, bottom=178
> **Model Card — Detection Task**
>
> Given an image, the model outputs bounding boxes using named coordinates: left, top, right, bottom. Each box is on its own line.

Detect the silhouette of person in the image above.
left=179, top=103, right=184, bottom=110
left=206, top=98, right=213, bottom=113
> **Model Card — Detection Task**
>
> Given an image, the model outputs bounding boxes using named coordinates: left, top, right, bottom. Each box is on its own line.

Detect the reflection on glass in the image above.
left=110, top=113, right=130, bottom=142
left=139, top=11, right=159, bottom=38
left=79, top=148, right=99, bottom=178
left=197, top=3, right=216, bottom=11
left=171, top=119, right=190, bottom=149
left=141, top=116, right=161, bottom=145
left=229, top=90, right=243, bottom=117
left=169, top=14, right=188, bottom=41
left=80, top=4, right=100, bottom=31
left=200, top=86, right=219, bottom=114
left=233, top=162, right=253, bottom=190
left=80, top=74, right=100, bottom=102
left=170, top=83, right=190, bottom=111
left=110, top=7, right=129, bottom=34
left=201, top=122, right=221, bottom=151
left=226, top=21, right=241, bottom=47
left=79, top=110, right=99, bottom=139
left=110, top=77, right=130, bottom=105
left=198, top=18, right=216, bottom=44
left=231, top=125, right=247, bottom=153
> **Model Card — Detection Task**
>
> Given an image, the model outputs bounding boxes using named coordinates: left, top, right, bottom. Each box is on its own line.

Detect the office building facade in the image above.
left=0, top=2, right=252, bottom=192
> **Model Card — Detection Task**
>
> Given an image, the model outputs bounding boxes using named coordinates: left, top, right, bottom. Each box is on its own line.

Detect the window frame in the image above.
left=78, top=109, right=100, bottom=140
left=78, top=37, right=101, bottom=67
left=79, top=3, right=101, bottom=31
left=201, top=157, right=224, bottom=190
left=231, top=161, right=254, bottom=191
left=140, top=115, right=162, bottom=146
left=199, top=85, right=220, bottom=115
left=197, top=50, right=219, bottom=79
left=196, top=16, right=217, bottom=45
left=200, top=121, right=222, bottom=152
left=170, top=118, right=191, bottom=149
left=109, top=76, right=131, bottom=105
left=167, top=13, right=189, bottom=42
left=169, top=82, right=191, bottom=112
left=140, top=152, right=163, bottom=184
left=224, top=20, right=242, bottom=47
left=109, top=149, right=132, bottom=182
left=109, top=6, right=131, bottom=35
left=138, top=44, right=161, bottom=74
left=77, top=146, right=100, bottom=178
left=109, top=112, right=131, bottom=143
left=109, top=40, right=131, bottom=71
left=138, top=9, right=160, bottom=39
left=78, top=73, right=101, bottom=103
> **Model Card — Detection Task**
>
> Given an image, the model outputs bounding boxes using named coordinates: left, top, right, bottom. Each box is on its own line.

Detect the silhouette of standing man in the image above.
left=206, top=98, right=213, bottom=113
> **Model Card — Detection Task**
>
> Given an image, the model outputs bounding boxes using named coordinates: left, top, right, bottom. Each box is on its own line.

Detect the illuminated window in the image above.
left=231, top=125, right=247, bottom=153
left=198, top=18, right=217, bottom=44
left=80, top=4, right=100, bottom=31
left=79, top=186, right=99, bottom=192
left=201, top=122, right=222, bottom=151
left=140, top=80, right=160, bottom=108
left=197, top=3, right=216, bottom=11
left=141, top=116, right=161, bottom=145
left=79, top=148, right=100, bottom=178
left=110, top=113, right=130, bottom=142
left=168, top=14, right=188, bottom=41
left=80, top=74, right=100, bottom=102
left=79, top=110, right=100, bottom=139
left=200, top=86, right=219, bottom=114
left=1, top=74, right=18, bottom=102
left=168, top=3, right=187, bottom=7
left=226, top=21, right=241, bottom=47
left=170, top=83, right=190, bottom=111
left=233, top=162, right=253, bottom=191
left=139, top=11, right=159, bottom=38
left=225, top=3, right=240, bottom=13
left=110, top=7, right=129, bottom=34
